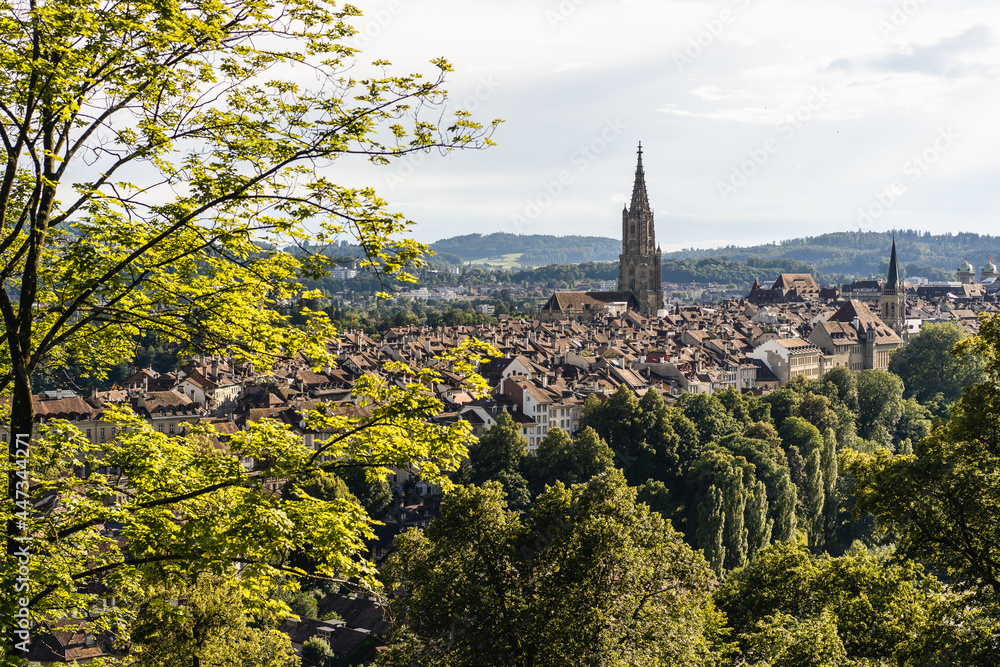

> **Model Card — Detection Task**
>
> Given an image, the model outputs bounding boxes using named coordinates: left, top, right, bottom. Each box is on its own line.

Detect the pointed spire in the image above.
left=629, top=142, right=650, bottom=213
left=887, top=236, right=899, bottom=288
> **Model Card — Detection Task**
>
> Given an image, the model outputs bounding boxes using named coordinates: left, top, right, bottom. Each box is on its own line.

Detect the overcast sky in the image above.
left=337, top=0, right=1000, bottom=251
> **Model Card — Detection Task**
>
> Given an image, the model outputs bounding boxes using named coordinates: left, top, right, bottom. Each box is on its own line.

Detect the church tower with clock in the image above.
left=617, top=143, right=663, bottom=317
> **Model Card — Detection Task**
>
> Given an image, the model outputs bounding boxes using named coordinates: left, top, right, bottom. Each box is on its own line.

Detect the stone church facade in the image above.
left=616, top=143, right=663, bottom=317
left=540, top=143, right=664, bottom=320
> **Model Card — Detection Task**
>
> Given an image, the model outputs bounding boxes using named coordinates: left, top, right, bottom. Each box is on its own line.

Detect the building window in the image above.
left=100, top=427, right=106, bottom=441
left=169, top=424, right=175, bottom=434
left=158, top=424, right=164, bottom=433
left=86, top=428, right=92, bottom=439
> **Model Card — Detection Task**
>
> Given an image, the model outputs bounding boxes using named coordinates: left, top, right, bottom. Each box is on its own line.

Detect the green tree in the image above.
left=581, top=384, right=640, bottom=455
left=845, top=314, right=1000, bottom=658
left=762, top=386, right=802, bottom=430
left=821, top=366, right=858, bottom=412
left=130, top=575, right=298, bottom=667
left=524, top=426, right=614, bottom=497
left=797, top=392, right=839, bottom=433
left=469, top=412, right=527, bottom=484
left=336, top=466, right=393, bottom=519
left=855, top=369, right=905, bottom=447
left=0, top=0, right=499, bottom=648
left=301, top=636, right=335, bottom=666
left=382, top=472, right=722, bottom=667
left=677, top=393, right=743, bottom=446
left=888, top=321, right=984, bottom=411
left=717, top=541, right=942, bottom=665
left=803, top=448, right=825, bottom=552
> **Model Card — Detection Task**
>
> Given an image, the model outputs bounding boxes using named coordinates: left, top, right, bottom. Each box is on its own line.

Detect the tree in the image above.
left=301, top=636, right=335, bottom=667
left=716, top=541, right=942, bottom=665
left=802, top=448, right=825, bottom=552
left=469, top=412, right=527, bottom=484
left=382, top=472, right=722, bottom=666
left=821, top=366, right=858, bottom=412
left=888, top=321, right=984, bottom=413
left=336, top=466, right=393, bottom=519
left=0, top=0, right=498, bottom=654
left=676, top=393, right=742, bottom=446
left=845, top=312, right=1000, bottom=652
left=524, top=426, right=615, bottom=498
left=855, top=369, right=905, bottom=447
left=130, top=575, right=298, bottom=667
left=761, top=386, right=802, bottom=430
left=797, top=392, right=839, bottom=434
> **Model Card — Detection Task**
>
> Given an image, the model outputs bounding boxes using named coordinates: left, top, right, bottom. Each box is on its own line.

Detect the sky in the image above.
left=335, top=0, right=1000, bottom=251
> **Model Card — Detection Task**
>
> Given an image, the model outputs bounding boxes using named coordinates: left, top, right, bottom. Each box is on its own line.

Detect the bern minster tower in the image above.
left=618, top=143, right=663, bottom=317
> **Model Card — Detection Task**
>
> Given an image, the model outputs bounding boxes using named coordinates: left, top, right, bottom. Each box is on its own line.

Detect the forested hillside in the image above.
left=428, top=229, right=999, bottom=283
left=667, top=229, right=999, bottom=281
left=429, top=233, right=621, bottom=266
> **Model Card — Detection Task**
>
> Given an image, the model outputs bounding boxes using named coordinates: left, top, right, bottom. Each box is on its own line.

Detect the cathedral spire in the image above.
left=887, top=235, right=899, bottom=288
left=629, top=142, right=650, bottom=213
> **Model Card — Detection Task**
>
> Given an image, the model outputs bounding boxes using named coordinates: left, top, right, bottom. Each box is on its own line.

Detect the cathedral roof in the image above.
left=629, top=142, right=650, bottom=213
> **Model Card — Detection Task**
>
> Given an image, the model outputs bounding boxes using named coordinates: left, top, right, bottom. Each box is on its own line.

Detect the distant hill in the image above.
left=430, top=229, right=1000, bottom=283
left=665, top=229, right=1000, bottom=282
left=430, top=233, right=620, bottom=267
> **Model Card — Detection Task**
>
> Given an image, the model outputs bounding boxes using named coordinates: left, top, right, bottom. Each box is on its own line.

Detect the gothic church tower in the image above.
left=880, top=237, right=906, bottom=337
left=617, top=143, right=663, bottom=317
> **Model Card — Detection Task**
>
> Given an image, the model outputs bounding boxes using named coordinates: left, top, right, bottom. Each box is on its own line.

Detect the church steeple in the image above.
left=881, top=236, right=906, bottom=338
left=887, top=235, right=900, bottom=289
left=629, top=142, right=650, bottom=213
left=618, top=142, right=662, bottom=317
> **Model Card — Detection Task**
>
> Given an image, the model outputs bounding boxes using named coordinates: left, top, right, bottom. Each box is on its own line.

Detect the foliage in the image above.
left=469, top=412, right=527, bottom=485
left=0, top=0, right=501, bottom=655
left=130, top=575, right=298, bottom=667
left=381, top=472, right=722, bottom=667
left=667, top=229, right=1000, bottom=280
left=888, top=322, right=984, bottom=417
left=845, top=312, right=1000, bottom=659
left=301, top=636, right=335, bottom=666
left=523, top=426, right=614, bottom=495
left=855, top=370, right=905, bottom=447
left=716, top=541, right=941, bottom=665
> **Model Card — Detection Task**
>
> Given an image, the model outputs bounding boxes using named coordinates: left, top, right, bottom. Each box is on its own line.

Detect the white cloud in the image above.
left=339, top=0, right=1000, bottom=248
